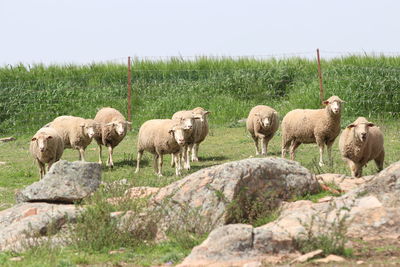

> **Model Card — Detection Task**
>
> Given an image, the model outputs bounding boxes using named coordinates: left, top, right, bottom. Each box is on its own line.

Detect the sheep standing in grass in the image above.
left=47, top=116, right=97, bottom=161
left=281, top=96, right=345, bottom=166
left=135, top=119, right=187, bottom=176
left=190, top=107, right=210, bottom=162
left=338, top=117, right=384, bottom=178
left=246, top=105, right=278, bottom=156
left=171, top=109, right=202, bottom=170
left=30, top=127, right=64, bottom=179
left=94, top=107, right=131, bottom=168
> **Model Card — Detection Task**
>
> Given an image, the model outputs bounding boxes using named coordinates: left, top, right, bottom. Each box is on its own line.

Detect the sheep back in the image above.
left=137, top=119, right=182, bottom=155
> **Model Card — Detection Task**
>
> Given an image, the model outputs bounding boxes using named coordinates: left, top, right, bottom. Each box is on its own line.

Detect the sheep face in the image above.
left=32, top=135, right=52, bottom=152
left=323, top=96, right=345, bottom=115
left=178, top=117, right=195, bottom=131
left=80, top=122, right=97, bottom=138
left=347, top=119, right=375, bottom=143
left=106, top=121, right=127, bottom=136
left=169, top=126, right=186, bottom=145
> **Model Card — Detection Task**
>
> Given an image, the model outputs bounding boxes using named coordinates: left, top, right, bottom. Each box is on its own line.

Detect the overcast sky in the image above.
left=1, top=0, right=399, bottom=65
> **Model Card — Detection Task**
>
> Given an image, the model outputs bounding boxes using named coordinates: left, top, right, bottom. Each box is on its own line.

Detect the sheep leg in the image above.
left=281, top=139, right=290, bottom=158
left=134, top=150, right=143, bottom=173
left=374, top=150, right=385, bottom=172
left=98, top=145, right=103, bottom=164
left=183, top=145, right=190, bottom=170
left=254, top=137, right=260, bottom=155
left=289, top=141, right=300, bottom=160
left=171, top=153, right=175, bottom=167
left=349, top=161, right=362, bottom=178
left=38, top=160, right=45, bottom=179
left=152, top=154, right=159, bottom=174
left=107, top=146, right=114, bottom=168
left=157, top=154, right=163, bottom=177
left=173, top=152, right=181, bottom=176
left=78, top=148, right=85, bottom=162
left=261, top=138, right=268, bottom=156
left=192, top=143, right=200, bottom=162
left=316, top=139, right=325, bottom=167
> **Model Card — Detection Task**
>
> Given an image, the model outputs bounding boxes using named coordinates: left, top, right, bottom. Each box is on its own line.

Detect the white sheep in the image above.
left=30, top=127, right=64, bottom=179
left=338, top=117, right=385, bottom=178
left=171, top=109, right=202, bottom=170
left=135, top=119, right=187, bottom=176
left=190, top=107, right=210, bottom=162
left=94, top=107, right=131, bottom=168
left=47, top=115, right=97, bottom=161
left=281, top=96, right=345, bottom=166
left=246, top=105, right=279, bottom=156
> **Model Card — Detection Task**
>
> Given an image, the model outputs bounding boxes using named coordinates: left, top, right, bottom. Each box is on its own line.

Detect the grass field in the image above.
left=1, top=56, right=400, bottom=266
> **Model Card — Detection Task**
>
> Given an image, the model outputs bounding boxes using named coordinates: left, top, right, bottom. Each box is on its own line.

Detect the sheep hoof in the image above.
left=134, top=169, right=139, bottom=174
left=319, top=162, right=325, bottom=167
left=157, top=173, right=163, bottom=177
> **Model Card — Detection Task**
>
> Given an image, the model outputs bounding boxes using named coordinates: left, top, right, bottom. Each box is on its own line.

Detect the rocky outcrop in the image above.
left=16, top=160, right=101, bottom=204
left=0, top=202, right=79, bottom=251
left=179, top=161, right=400, bottom=266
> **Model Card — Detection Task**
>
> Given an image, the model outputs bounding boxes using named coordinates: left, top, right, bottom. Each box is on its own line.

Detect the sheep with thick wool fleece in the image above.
left=135, top=119, right=187, bottom=176
left=94, top=107, right=131, bottom=168
left=246, top=105, right=279, bottom=156
left=30, top=127, right=64, bottom=179
left=47, top=115, right=97, bottom=161
left=281, top=95, right=345, bottom=166
left=338, top=117, right=384, bottom=178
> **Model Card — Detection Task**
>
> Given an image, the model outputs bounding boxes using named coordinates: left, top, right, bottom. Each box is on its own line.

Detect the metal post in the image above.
left=316, top=49, right=324, bottom=104
left=127, top=56, right=132, bottom=128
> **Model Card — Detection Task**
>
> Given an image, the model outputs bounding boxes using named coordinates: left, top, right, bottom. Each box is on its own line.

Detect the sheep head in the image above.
left=105, top=120, right=130, bottom=136
left=323, top=96, right=345, bottom=115
left=169, top=124, right=186, bottom=145
left=32, top=134, right=53, bottom=152
left=80, top=119, right=98, bottom=138
left=192, top=107, right=210, bottom=122
left=347, top=117, right=375, bottom=143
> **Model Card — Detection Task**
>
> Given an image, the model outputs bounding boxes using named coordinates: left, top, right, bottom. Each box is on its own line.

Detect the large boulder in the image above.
left=116, top=158, right=320, bottom=238
left=16, top=160, right=101, bottom=204
left=0, top=202, right=79, bottom=251
left=179, top=161, right=400, bottom=266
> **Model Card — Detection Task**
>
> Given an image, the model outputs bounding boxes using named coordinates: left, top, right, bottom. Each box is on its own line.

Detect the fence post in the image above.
left=316, top=48, right=324, bottom=105
left=127, top=56, right=132, bottom=129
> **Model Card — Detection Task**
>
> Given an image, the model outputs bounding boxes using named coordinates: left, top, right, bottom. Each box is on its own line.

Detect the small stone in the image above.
left=314, top=254, right=345, bottom=263
left=290, top=249, right=323, bottom=263
left=356, top=260, right=364, bottom=265
left=243, top=261, right=262, bottom=267
left=0, top=162, right=6, bottom=165
left=9, top=256, right=23, bottom=261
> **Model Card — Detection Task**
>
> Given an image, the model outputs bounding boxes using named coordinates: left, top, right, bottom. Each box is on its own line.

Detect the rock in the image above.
left=317, top=173, right=371, bottom=192
left=9, top=256, right=23, bottom=261
left=0, top=202, right=79, bottom=251
left=180, top=161, right=400, bottom=266
left=314, top=254, right=345, bottom=263
left=152, top=157, right=320, bottom=229
left=15, top=160, right=101, bottom=204
left=0, top=162, right=6, bottom=165
left=290, top=249, right=323, bottom=263
left=356, top=260, right=364, bottom=265
left=125, top=186, right=159, bottom=198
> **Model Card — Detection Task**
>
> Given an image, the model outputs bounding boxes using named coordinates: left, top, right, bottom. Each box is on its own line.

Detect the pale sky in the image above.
left=1, top=0, right=400, bottom=65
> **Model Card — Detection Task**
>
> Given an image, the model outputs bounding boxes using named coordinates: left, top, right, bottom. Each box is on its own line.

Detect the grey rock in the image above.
left=16, top=160, right=101, bottom=204
left=0, top=202, right=79, bottom=251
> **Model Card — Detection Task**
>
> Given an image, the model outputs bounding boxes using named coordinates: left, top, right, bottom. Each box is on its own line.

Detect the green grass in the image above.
left=1, top=56, right=400, bottom=266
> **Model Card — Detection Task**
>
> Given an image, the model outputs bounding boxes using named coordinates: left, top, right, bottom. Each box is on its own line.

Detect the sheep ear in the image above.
left=367, top=122, right=375, bottom=127
left=31, top=137, right=37, bottom=141
left=193, top=114, right=202, bottom=120
left=347, top=123, right=356, bottom=129
left=322, top=100, right=330, bottom=105
left=254, top=113, right=261, bottom=117
left=47, top=136, right=53, bottom=139
left=105, top=122, right=114, bottom=126
left=204, top=111, right=210, bottom=115
left=80, top=123, right=85, bottom=128
left=126, top=121, right=132, bottom=125
left=168, top=129, right=174, bottom=135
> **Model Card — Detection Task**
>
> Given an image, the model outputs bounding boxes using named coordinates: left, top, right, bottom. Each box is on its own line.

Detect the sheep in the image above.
left=246, top=105, right=279, bottom=156
left=94, top=107, right=131, bottom=168
left=190, top=107, right=210, bottom=162
left=47, top=115, right=97, bottom=161
left=281, top=96, right=345, bottom=166
left=338, top=117, right=384, bottom=178
left=171, top=109, right=202, bottom=170
left=135, top=119, right=187, bottom=176
left=30, top=127, right=64, bottom=179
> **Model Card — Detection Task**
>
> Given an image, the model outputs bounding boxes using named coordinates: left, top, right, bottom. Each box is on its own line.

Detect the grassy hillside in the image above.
left=1, top=56, right=400, bottom=135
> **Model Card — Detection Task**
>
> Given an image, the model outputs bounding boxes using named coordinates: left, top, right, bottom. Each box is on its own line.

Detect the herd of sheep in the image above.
left=29, top=96, right=385, bottom=179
